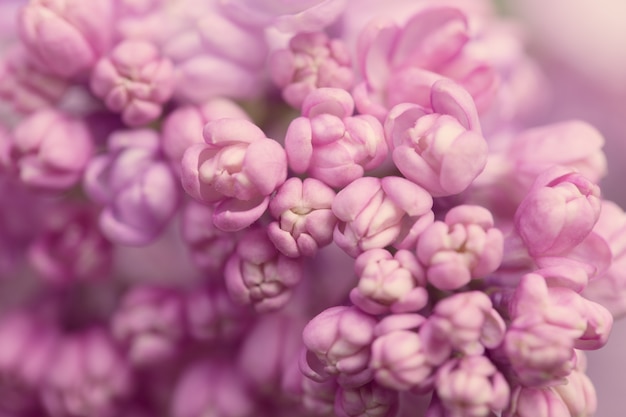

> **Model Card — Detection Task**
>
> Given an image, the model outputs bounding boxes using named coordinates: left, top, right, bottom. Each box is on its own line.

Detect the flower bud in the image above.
left=505, top=386, right=570, bottom=417
left=335, top=382, right=399, bottom=417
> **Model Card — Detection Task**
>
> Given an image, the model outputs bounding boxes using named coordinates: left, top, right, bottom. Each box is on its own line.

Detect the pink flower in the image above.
left=553, top=352, right=597, bottom=417
left=514, top=167, right=601, bottom=257
left=349, top=248, right=428, bottom=315
left=224, top=228, right=302, bottom=313
left=384, top=80, right=488, bottom=196
left=268, top=177, right=337, bottom=258
left=332, top=176, right=434, bottom=257
left=505, top=386, right=571, bottom=417
left=335, top=382, right=399, bottom=417
left=181, top=118, right=287, bottom=231
left=90, top=40, right=175, bottom=127
left=269, top=32, right=354, bottom=109
left=285, top=88, right=388, bottom=188
left=18, top=0, right=113, bottom=77
left=3, top=109, right=94, bottom=191
left=417, top=205, right=503, bottom=290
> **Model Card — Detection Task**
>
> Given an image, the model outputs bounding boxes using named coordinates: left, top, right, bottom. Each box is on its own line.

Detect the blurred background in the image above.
left=503, top=1, right=626, bottom=416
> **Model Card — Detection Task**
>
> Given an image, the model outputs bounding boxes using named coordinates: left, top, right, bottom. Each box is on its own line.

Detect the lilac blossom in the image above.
left=181, top=118, right=287, bottom=231
left=41, top=328, right=133, bottom=417
left=515, top=167, right=601, bottom=258
left=267, top=177, right=337, bottom=258
left=504, top=386, right=571, bottom=417
left=435, top=356, right=510, bottom=417
left=18, top=0, right=114, bottom=77
left=285, top=88, right=388, bottom=188
left=269, top=32, right=354, bottom=109
left=161, top=98, right=250, bottom=172
left=384, top=79, right=488, bottom=196
left=2, top=109, right=94, bottom=191
left=553, top=352, right=597, bottom=417
left=27, top=203, right=112, bottom=285
left=83, top=128, right=179, bottom=246
left=332, top=176, right=434, bottom=257
left=349, top=248, right=428, bottom=315
left=224, top=228, right=302, bottom=313
left=111, top=285, right=185, bottom=367
left=90, top=40, right=175, bottom=127
left=334, top=382, right=400, bottom=417
left=417, top=205, right=503, bottom=290
left=301, top=306, right=377, bottom=387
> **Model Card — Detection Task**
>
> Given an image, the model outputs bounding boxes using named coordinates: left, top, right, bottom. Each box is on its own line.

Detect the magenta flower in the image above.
left=41, top=328, right=133, bottom=417
left=335, top=382, right=399, bottom=417
left=161, top=98, right=250, bottom=172
left=83, top=129, right=179, bottom=246
left=18, top=0, right=113, bottom=77
left=181, top=118, right=287, bottom=231
left=384, top=80, right=488, bottom=197
left=269, top=32, right=354, bottom=109
left=515, top=167, right=601, bottom=258
left=435, top=356, right=510, bottom=417
left=301, top=306, right=377, bottom=387
left=285, top=88, right=388, bottom=188
left=332, top=176, right=434, bottom=257
left=353, top=5, right=497, bottom=120
left=90, top=40, right=175, bottom=127
left=224, top=228, right=302, bottom=313
left=417, top=205, right=503, bottom=290
left=3, top=109, right=94, bottom=191
left=350, top=248, right=428, bottom=315
left=111, top=285, right=185, bottom=367
left=268, top=177, right=337, bottom=258
left=27, top=203, right=112, bottom=285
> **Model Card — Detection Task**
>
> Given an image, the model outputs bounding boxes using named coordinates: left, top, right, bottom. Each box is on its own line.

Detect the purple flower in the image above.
left=332, top=176, right=434, bottom=257
left=111, top=285, right=185, bottom=367
left=384, top=80, right=488, bottom=197
left=90, top=40, right=175, bottom=127
left=269, top=32, right=354, bottom=109
left=27, top=203, right=112, bottom=285
left=285, top=88, right=388, bottom=188
left=224, top=228, right=302, bottom=313
left=504, top=386, right=571, bottom=417
left=416, top=205, right=503, bottom=290
left=161, top=98, right=250, bottom=173
left=3, top=109, right=94, bottom=191
left=268, top=177, right=337, bottom=258
left=18, top=0, right=113, bottom=77
left=334, top=382, right=399, bottom=417
left=181, top=118, right=287, bottom=231
left=349, top=248, right=428, bottom=315
left=83, top=128, right=179, bottom=246
left=41, top=328, right=133, bottom=417
left=514, top=167, right=601, bottom=257
left=171, top=360, right=255, bottom=417
left=301, top=306, right=377, bottom=388
left=435, top=356, right=510, bottom=417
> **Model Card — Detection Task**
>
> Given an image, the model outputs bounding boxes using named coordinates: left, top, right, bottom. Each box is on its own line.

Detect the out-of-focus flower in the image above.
left=90, top=40, right=175, bottom=127
left=334, top=382, right=399, bottom=417
left=83, top=129, right=179, bottom=246
left=181, top=118, right=287, bottom=231
left=18, top=0, right=114, bottom=77
left=504, top=386, right=571, bottom=417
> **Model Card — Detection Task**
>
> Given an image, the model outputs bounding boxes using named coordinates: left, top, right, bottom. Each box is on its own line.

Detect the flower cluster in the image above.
left=0, top=1, right=621, bottom=417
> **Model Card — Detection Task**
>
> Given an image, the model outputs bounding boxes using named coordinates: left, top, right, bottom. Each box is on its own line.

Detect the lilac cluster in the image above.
left=0, top=1, right=622, bottom=417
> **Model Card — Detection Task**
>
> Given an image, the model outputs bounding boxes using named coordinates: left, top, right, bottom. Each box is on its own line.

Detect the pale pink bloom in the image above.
left=268, top=177, right=337, bottom=258
left=332, top=176, right=434, bottom=257
left=269, top=32, right=354, bottom=109
left=301, top=306, right=377, bottom=388
left=384, top=79, right=487, bottom=197
left=224, top=228, right=302, bottom=313
left=335, top=382, right=399, bottom=417
left=18, top=0, right=114, bottom=77
left=285, top=88, right=388, bottom=188
left=350, top=248, right=427, bottom=315
left=553, top=352, right=597, bottom=417
left=436, top=356, right=510, bottom=417
left=417, top=205, right=503, bottom=290
left=515, top=167, right=601, bottom=257
left=504, top=386, right=571, bottom=417
left=3, top=109, right=94, bottom=191
left=90, top=40, right=175, bottom=127
left=181, top=118, right=287, bottom=231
